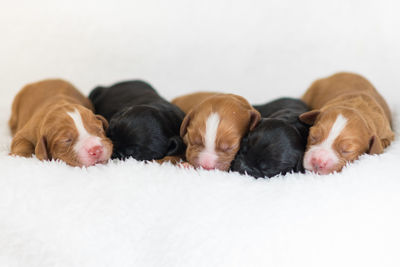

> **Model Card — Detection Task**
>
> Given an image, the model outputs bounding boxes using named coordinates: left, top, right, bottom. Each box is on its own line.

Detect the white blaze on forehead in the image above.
left=321, top=114, right=348, bottom=149
left=204, top=112, right=220, bottom=152
left=67, top=109, right=101, bottom=154
left=198, top=112, right=220, bottom=168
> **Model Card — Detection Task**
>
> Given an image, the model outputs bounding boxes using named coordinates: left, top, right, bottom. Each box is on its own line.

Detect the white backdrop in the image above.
left=1, top=0, right=399, bottom=107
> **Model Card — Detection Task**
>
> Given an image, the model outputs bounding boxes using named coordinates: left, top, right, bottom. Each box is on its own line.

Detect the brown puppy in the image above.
left=173, top=92, right=261, bottom=171
left=300, top=72, right=394, bottom=174
left=9, top=79, right=113, bottom=167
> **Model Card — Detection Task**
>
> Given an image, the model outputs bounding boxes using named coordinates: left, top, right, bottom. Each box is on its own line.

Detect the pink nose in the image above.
left=202, top=164, right=215, bottom=170
left=311, top=157, right=328, bottom=172
left=87, top=145, right=103, bottom=159
left=200, top=159, right=216, bottom=170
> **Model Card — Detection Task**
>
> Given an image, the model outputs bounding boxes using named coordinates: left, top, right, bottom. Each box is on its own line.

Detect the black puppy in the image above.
left=231, top=98, right=310, bottom=178
left=89, top=80, right=186, bottom=161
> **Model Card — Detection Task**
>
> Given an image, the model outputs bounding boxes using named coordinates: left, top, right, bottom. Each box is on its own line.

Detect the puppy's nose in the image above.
left=198, top=152, right=218, bottom=170
left=88, top=145, right=103, bottom=159
left=201, top=163, right=216, bottom=170
left=311, top=157, right=328, bottom=173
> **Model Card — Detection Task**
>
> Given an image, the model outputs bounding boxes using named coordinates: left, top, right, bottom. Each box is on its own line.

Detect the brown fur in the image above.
left=172, top=92, right=219, bottom=113
left=9, top=79, right=113, bottom=166
left=175, top=92, right=261, bottom=171
left=300, top=72, right=394, bottom=172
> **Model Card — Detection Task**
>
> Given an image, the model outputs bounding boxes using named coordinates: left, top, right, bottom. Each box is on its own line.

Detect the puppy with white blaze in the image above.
left=9, top=79, right=113, bottom=167
left=173, top=92, right=261, bottom=171
left=300, top=72, right=394, bottom=175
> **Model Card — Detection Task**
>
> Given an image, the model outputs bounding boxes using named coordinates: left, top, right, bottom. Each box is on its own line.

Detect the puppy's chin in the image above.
left=185, top=146, right=235, bottom=171
left=231, top=155, right=271, bottom=178
left=54, top=151, right=110, bottom=167
left=111, top=146, right=165, bottom=161
left=303, top=147, right=349, bottom=175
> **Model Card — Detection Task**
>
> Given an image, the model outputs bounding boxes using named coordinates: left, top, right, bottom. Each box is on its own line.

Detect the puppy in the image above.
left=300, top=72, right=394, bottom=174
left=172, top=92, right=261, bottom=171
left=9, top=79, right=112, bottom=167
left=231, top=98, right=310, bottom=178
left=89, top=80, right=185, bottom=161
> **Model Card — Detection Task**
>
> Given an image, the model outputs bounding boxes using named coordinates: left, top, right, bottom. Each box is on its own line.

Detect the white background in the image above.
left=1, top=0, right=399, bottom=107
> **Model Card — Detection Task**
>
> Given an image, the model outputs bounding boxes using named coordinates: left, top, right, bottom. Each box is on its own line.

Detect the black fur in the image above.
left=230, top=98, right=310, bottom=178
left=89, top=80, right=185, bottom=161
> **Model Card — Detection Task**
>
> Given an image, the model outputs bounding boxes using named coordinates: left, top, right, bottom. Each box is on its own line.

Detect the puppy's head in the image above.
left=37, top=104, right=113, bottom=167
left=231, top=118, right=306, bottom=178
left=180, top=94, right=261, bottom=171
left=107, top=105, right=185, bottom=161
left=299, top=107, right=382, bottom=174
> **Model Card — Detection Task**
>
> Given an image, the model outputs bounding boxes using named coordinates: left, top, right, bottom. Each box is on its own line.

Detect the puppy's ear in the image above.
left=35, top=136, right=51, bottom=161
left=248, top=109, right=261, bottom=131
left=166, top=136, right=186, bottom=156
left=368, top=135, right=384, bottom=155
left=299, top=110, right=321, bottom=125
left=180, top=111, right=193, bottom=137
left=96, top=114, right=109, bottom=130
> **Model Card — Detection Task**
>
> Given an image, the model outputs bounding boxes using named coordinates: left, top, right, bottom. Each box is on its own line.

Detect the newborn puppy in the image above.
left=9, top=79, right=112, bottom=167
left=173, top=92, right=261, bottom=171
left=89, top=80, right=185, bottom=161
left=231, top=98, right=310, bottom=178
left=300, top=72, right=394, bottom=174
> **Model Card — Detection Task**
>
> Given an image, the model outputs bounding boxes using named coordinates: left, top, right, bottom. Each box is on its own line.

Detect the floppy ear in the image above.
left=166, top=136, right=186, bottom=156
left=248, top=109, right=261, bottom=131
left=299, top=110, right=321, bottom=125
left=368, top=135, right=384, bottom=155
left=180, top=111, right=193, bottom=137
left=35, top=136, right=51, bottom=161
left=96, top=114, right=109, bottom=130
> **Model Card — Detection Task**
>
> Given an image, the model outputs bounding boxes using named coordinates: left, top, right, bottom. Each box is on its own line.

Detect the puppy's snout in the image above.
left=308, top=150, right=335, bottom=174
left=198, top=152, right=217, bottom=170
left=88, top=145, right=103, bottom=159
left=311, top=157, right=326, bottom=172
left=201, top=162, right=216, bottom=170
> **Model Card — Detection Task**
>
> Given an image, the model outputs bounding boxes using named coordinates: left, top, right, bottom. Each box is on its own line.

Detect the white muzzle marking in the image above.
left=198, top=112, right=220, bottom=169
left=304, top=114, right=348, bottom=173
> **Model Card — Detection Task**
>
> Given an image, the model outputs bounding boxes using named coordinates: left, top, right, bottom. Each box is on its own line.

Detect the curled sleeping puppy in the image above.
left=300, top=72, right=395, bottom=175
left=89, top=80, right=186, bottom=161
left=172, top=92, right=261, bottom=171
left=230, top=98, right=310, bottom=178
left=9, top=79, right=113, bottom=167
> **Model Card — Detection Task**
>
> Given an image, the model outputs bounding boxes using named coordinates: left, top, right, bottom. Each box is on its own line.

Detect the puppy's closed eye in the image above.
left=218, top=143, right=235, bottom=152
left=62, top=138, right=73, bottom=144
left=191, top=135, right=203, bottom=146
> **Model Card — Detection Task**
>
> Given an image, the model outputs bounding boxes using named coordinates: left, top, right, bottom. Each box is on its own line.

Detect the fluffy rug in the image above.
left=1, top=102, right=399, bottom=266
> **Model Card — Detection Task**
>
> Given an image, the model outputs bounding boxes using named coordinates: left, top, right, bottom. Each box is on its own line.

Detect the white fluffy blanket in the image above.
left=1, top=105, right=400, bottom=267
